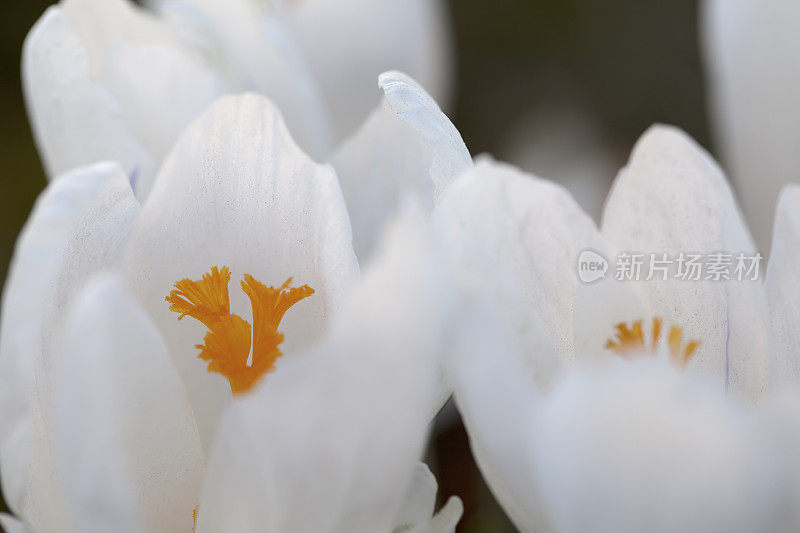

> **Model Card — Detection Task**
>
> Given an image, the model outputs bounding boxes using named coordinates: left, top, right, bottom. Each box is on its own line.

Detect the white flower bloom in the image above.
left=23, top=0, right=453, bottom=201
left=702, top=0, right=800, bottom=252
left=0, top=94, right=461, bottom=532
left=435, top=125, right=800, bottom=531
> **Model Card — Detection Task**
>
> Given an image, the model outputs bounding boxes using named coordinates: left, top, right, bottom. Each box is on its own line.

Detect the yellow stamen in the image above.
left=167, top=266, right=231, bottom=329
left=192, top=505, right=199, bottom=532
left=605, top=317, right=700, bottom=368
left=166, top=267, right=313, bottom=395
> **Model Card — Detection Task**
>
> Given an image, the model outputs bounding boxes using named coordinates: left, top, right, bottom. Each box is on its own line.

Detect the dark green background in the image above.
left=0, top=1, right=709, bottom=531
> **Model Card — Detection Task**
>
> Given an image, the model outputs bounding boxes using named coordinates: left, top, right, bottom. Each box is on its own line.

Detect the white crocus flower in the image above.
left=0, top=93, right=462, bottom=532
left=25, top=0, right=464, bottom=262
left=702, top=0, right=800, bottom=253
left=23, top=0, right=453, bottom=202
left=435, top=125, right=800, bottom=531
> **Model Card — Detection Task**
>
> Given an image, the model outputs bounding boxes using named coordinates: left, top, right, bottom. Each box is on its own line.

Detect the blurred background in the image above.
left=0, top=1, right=708, bottom=531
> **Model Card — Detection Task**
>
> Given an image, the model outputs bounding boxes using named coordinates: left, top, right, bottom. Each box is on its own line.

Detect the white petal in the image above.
left=331, top=100, right=433, bottom=261
left=154, top=0, right=333, bottom=159
left=766, top=185, right=800, bottom=387
left=55, top=275, right=203, bottom=533
left=702, top=0, right=800, bottom=252
left=197, top=206, right=449, bottom=533
left=25, top=0, right=228, bottom=200
left=409, top=497, right=462, bottom=533
left=97, top=41, right=223, bottom=199
left=125, top=94, right=359, bottom=450
left=23, top=6, right=153, bottom=186
left=61, top=0, right=175, bottom=70
left=601, top=125, right=768, bottom=398
left=0, top=515, right=27, bottom=533
left=392, top=463, right=437, bottom=529
left=0, top=162, right=138, bottom=526
left=393, top=463, right=463, bottom=533
left=447, top=300, right=548, bottom=532
left=532, top=360, right=800, bottom=533
left=284, top=0, right=453, bottom=140
left=437, top=160, right=642, bottom=532
left=435, top=157, right=624, bottom=385
left=379, top=71, right=471, bottom=204
left=332, top=72, right=469, bottom=261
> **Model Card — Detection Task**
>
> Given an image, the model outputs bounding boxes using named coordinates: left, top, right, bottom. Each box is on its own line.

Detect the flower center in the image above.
left=166, top=266, right=314, bottom=395
left=605, top=317, right=700, bottom=368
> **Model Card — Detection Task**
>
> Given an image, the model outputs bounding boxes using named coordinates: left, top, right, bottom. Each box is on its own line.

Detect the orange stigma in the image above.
left=166, top=266, right=313, bottom=395
left=605, top=317, right=700, bottom=368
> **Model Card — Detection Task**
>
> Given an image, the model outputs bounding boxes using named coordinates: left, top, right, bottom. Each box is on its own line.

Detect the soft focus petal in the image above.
left=284, top=0, right=453, bottom=140
left=332, top=70, right=465, bottom=260
left=435, top=157, right=620, bottom=385
left=447, top=301, right=549, bottom=532
left=702, top=0, right=800, bottom=252
left=766, top=185, right=800, bottom=387
left=601, top=125, right=768, bottom=398
left=55, top=275, right=203, bottom=533
left=0, top=162, right=138, bottom=525
left=393, top=463, right=462, bottom=533
left=46, top=0, right=224, bottom=199
left=197, top=206, right=451, bottom=533
left=61, top=0, right=175, bottom=66
left=393, top=464, right=437, bottom=530
left=125, top=94, right=359, bottom=450
left=407, top=497, right=462, bottom=533
left=24, top=0, right=225, bottom=200
left=532, top=360, right=800, bottom=533
left=379, top=71, right=471, bottom=204
left=97, top=39, right=222, bottom=199
left=153, top=0, right=332, bottom=159
left=23, top=6, right=153, bottom=186
left=332, top=100, right=431, bottom=261
left=0, top=515, right=27, bottom=533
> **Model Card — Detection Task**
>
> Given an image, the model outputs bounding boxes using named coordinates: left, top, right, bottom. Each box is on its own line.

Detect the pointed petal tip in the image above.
left=457, top=154, right=578, bottom=205
left=375, top=70, right=470, bottom=204
left=199, top=91, right=283, bottom=120
left=151, top=91, right=304, bottom=191
left=633, top=123, right=708, bottom=160
left=622, top=123, right=726, bottom=190
left=22, top=5, right=63, bottom=54
left=378, top=70, right=439, bottom=114
left=471, top=153, right=499, bottom=169
left=378, top=70, right=419, bottom=90
left=185, top=93, right=301, bottom=151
